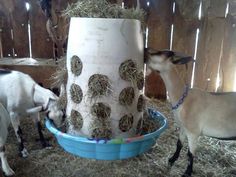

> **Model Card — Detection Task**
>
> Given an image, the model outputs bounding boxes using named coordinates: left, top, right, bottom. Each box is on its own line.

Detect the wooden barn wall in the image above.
left=0, top=0, right=54, bottom=58
left=0, top=0, right=236, bottom=95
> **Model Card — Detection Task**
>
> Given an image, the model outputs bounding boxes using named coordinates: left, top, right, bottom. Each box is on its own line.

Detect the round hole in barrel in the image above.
left=91, top=102, right=111, bottom=121
left=119, top=113, right=134, bottom=132
left=136, top=71, right=144, bottom=90
left=88, top=74, right=111, bottom=98
left=71, top=55, right=83, bottom=76
left=70, top=109, right=83, bottom=130
left=137, top=95, right=146, bottom=112
left=70, top=83, right=83, bottom=104
left=119, top=87, right=135, bottom=106
left=119, top=59, right=138, bottom=82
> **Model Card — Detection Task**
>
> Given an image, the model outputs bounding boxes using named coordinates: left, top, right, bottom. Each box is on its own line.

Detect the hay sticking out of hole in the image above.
left=70, top=83, right=83, bottom=104
left=71, top=55, right=83, bottom=76
left=91, top=102, right=111, bottom=121
left=119, top=113, right=134, bottom=132
left=119, top=87, right=135, bottom=106
left=50, top=58, right=67, bottom=88
left=70, top=110, right=83, bottom=130
left=63, top=0, right=146, bottom=24
left=137, top=95, right=145, bottom=112
left=136, top=71, right=144, bottom=90
left=119, top=59, right=138, bottom=84
left=90, top=119, right=112, bottom=139
left=57, top=92, right=67, bottom=110
left=137, top=111, right=161, bottom=135
left=88, top=74, right=111, bottom=98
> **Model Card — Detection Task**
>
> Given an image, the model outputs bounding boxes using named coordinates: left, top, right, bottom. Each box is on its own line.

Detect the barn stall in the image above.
left=0, top=0, right=236, bottom=177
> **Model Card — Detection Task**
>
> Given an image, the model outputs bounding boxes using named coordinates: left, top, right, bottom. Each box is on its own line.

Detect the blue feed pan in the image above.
left=45, top=109, right=168, bottom=160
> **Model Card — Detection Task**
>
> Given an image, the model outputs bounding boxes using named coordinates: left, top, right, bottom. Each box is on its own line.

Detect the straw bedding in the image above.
left=4, top=99, right=236, bottom=177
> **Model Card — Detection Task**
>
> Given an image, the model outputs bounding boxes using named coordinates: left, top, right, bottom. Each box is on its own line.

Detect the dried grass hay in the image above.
left=90, top=119, right=112, bottom=139
left=119, top=113, right=134, bottom=132
left=71, top=55, right=83, bottom=76
left=57, top=92, right=67, bottom=110
left=139, top=111, right=161, bottom=134
left=63, top=0, right=146, bottom=25
left=70, top=83, right=83, bottom=104
left=136, top=71, right=144, bottom=90
left=119, top=87, right=135, bottom=106
left=119, top=59, right=138, bottom=83
left=70, top=109, right=83, bottom=130
left=50, top=58, right=67, bottom=88
left=137, top=95, right=145, bottom=112
left=88, top=74, right=111, bottom=98
left=91, top=102, right=111, bottom=121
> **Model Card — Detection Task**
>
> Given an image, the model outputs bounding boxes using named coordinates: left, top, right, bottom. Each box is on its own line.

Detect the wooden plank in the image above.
left=220, top=1, right=236, bottom=91
left=172, top=0, right=200, bottom=84
left=11, top=0, right=29, bottom=57
left=194, top=0, right=227, bottom=91
left=28, top=0, right=53, bottom=58
left=144, top=0, right=173, bottom=99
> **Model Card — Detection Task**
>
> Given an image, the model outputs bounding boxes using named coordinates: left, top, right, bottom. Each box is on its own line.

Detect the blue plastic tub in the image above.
left=45, top=109, right=167, bottom=160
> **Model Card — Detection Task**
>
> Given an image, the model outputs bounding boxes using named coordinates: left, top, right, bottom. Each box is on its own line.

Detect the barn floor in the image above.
left=2, top=100, right=236, bottom=177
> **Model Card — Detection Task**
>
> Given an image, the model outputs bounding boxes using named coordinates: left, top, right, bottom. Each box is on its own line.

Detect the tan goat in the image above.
left=145, top=49, right=236, bottom=177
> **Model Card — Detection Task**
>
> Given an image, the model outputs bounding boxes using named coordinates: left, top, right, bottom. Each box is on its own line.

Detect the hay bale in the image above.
left=136, top=71, right=144, bottom=90
left=50, top=58, right=67, bottom=88
left=70, top=110, right=83, bottom=130
left=90, top=119, right=112, bottom=139
left=119, top=87, right=135, bottom=106
left=71, top=55, right=83, bottom=76
left=88, top=74, right=111, bottom=98
left=137, top=95, right=145, bottom=112
left=63, top=0, right=146, bottom=24
left=119, top=113, right=134, bottom=132
left=119, top=59, right=138, bottom=83
left=70, top=83, right=83, bottom=104
left=91, top=102, right=111, bottom=121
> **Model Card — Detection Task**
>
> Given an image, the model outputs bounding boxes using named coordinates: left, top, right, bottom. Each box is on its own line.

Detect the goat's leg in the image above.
left=10, top=112, right=28, bottom=157
left=182, top=134, right=198, bottom=177
left=0, top=146, right=14, bottom=176
left=34, top=113, right=51, bottom=148
left=168, top=128, right=186, bottom=166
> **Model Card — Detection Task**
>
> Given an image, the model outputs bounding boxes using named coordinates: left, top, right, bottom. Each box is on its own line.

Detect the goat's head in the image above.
left=145, top=48, right=193, bottom=75
left=27, top=88, right=65, bottom=127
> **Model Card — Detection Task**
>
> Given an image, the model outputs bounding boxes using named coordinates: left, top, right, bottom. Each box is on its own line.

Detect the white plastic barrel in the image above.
left=66, top=17, right=144, bottom=138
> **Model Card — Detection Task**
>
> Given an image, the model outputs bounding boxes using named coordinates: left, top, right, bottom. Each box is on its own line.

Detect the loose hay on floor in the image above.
left=88, top=74, right=112, bottom=98
left=119, top=113, right=134, bottom=132
left=70, top=109, right=83, bottom=130
left=70, top=83, right=83, bottom=104
left=91, top=102, right=111, bottom=121
left=5, top=99, right=236, bottom=177
left=71, top=55, right=83, bottom=76
left=119, top=87, right=135, bottom=106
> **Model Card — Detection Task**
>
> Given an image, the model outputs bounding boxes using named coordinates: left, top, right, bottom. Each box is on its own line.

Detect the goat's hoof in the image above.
left=3, top=168, right=15, bottom=176
left=182, top=170, right=192, bottom=177
left=42, top=141, right=52, bottom=149
left=19, top=148, right=29, bottom=158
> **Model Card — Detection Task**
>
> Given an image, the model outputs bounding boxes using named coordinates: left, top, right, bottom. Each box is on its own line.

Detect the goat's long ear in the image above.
left=171, top=52, right=194, bottom=65
left=26, top=106, right=43, bottom=114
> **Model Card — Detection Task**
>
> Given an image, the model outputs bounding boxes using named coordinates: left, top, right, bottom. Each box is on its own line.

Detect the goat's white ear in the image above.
left=26, top=106, right=43, bottom=114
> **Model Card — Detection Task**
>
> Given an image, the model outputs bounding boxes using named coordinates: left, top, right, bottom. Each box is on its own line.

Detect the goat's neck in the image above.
left=160, top=68, right=186, bottom=105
